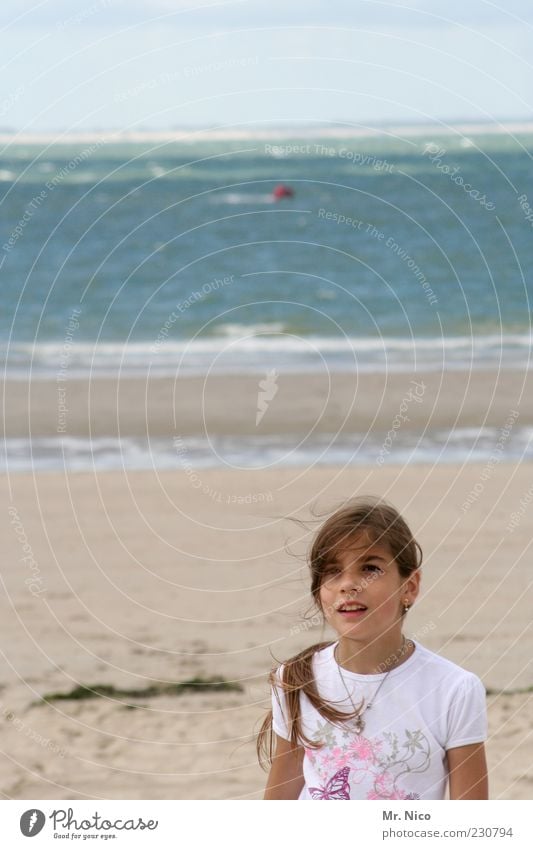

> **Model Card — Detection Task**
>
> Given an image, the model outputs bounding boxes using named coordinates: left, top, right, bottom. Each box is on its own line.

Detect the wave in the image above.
left=4, top=122, right=533, bottom=147
left=2, top=333, right=531, bottom=378
left=209, top=192, right=275, bottom=204
left=2, top=426, right=532, bottom=473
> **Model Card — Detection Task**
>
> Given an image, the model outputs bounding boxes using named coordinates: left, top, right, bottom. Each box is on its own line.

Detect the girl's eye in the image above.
left=364, top=564, right=383, bottom=573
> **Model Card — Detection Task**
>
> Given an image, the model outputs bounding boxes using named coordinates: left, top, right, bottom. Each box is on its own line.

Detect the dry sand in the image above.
left=1, top=460, right=532, bottom=799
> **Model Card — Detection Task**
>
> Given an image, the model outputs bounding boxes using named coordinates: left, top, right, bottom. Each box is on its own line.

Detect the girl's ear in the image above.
left=404, top=568, right=421, bottom=603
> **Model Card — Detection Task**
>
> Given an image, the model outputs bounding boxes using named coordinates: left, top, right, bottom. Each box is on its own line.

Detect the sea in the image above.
left=1, top=125, right=532, bottom=471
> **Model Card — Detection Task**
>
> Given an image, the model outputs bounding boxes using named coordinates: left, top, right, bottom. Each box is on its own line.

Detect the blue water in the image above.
left=1, top=129, right=532, bottom=378
left=2, top=129, right=533, bottom=471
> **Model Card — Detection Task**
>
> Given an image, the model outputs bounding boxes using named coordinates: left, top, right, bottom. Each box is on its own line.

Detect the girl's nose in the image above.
left=340, top=573, right=362, bottom=593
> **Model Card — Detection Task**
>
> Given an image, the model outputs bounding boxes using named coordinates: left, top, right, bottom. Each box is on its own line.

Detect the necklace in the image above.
left=334, top=636, right=413, bottom=734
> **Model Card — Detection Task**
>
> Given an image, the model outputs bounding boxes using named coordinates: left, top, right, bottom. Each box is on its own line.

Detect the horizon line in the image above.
left=2, top=118, right=533, bottom=145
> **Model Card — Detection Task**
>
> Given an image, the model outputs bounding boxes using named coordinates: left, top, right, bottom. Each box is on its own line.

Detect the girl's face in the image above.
left=318, top=533, right=420, bottom=643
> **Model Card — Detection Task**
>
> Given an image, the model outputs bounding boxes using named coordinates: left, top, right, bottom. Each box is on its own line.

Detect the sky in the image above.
left=1, top=0, right=532, bottom=132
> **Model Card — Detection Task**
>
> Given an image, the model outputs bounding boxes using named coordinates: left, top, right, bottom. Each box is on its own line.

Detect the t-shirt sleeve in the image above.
left=446, top=673, right=488, bottom=750
left=271, top=664, right=291, bottom=741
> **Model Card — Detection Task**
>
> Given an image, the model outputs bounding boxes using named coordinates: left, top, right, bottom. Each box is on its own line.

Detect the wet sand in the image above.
left=3, top=368, right=532, bottom=438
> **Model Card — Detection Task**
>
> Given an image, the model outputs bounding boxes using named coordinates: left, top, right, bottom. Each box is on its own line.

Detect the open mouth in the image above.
left=337, top=604, right=368, bottom=617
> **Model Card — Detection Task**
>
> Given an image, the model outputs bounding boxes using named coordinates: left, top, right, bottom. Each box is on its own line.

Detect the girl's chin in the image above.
left=332, top=616, right=402, bottom=636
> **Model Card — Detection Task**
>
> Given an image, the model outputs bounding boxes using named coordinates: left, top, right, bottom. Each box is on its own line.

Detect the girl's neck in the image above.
left=335, top=631, right=413, bottom=674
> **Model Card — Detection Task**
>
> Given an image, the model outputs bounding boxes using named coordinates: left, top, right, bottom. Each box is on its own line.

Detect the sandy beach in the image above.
left=1, top=455, right=532, bottom=799
left=3, top=0, right=533, bottom=811
left=4, top=368, right=532, bottom=439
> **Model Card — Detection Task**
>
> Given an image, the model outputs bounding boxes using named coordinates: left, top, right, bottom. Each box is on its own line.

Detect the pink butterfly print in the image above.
left=309, top=767, right=351, bottom=800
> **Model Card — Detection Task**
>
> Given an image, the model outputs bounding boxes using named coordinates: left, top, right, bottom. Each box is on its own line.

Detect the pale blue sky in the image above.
left=1, top=0, right=532, bottom=131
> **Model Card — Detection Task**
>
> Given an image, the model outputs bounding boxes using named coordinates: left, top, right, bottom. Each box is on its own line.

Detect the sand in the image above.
left=4, top=368, right=532, bottom=438
left=1, top=459, right=532, bottom=799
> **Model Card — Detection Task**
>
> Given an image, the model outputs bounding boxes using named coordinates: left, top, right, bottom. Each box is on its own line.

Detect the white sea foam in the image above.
left=3, top=122, right=533, bottom=146
left=209, top=192, right=275, bottom=204
left=2, top=427, right=532, bottom=473
left=216, top=322, right=286, bottom=336
left=2, top=333, right=531, bottom=378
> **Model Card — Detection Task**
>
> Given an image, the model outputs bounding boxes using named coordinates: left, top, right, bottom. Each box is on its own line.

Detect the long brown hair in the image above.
left=256, top=496, right=422, bottom=769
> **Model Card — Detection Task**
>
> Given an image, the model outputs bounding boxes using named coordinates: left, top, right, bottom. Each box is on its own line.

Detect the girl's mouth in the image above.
left=337, top=604, right=368, bottom=618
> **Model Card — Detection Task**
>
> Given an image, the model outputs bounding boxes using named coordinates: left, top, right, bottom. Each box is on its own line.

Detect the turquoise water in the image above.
left=1, top=130, right=532, bottom=377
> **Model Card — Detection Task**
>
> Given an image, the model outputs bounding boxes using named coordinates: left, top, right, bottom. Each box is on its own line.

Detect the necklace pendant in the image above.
left=354, top=715, right=365, bottom=734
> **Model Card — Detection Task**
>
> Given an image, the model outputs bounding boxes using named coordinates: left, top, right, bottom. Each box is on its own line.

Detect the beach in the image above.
left=4, top=368, right=533, bottom=439
left=2, top=129, right=532, bottom=801
left=1, top=452, right=532, bottom=799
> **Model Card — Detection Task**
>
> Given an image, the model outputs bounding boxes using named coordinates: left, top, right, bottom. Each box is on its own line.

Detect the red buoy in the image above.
left=273, top=184, right=294, bottom=200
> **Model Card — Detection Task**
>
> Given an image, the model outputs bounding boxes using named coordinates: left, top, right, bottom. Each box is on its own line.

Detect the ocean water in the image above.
left=2, top=128, right=532, bottom=470
left=2, top=426, right=532, bottom=474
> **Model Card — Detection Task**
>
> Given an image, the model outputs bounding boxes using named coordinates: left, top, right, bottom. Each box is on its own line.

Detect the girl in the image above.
left=257, top=497, right=488, bottom=800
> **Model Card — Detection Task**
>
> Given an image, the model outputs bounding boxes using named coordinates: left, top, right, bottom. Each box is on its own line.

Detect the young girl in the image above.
left=257, top=497, right=488, bottom=800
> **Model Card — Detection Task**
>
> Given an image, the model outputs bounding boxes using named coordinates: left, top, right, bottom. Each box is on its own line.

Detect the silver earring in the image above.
left=403, top=599, right=410, bottom=614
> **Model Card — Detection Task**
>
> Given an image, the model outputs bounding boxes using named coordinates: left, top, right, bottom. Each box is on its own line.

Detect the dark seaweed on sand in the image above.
left=35, top=676, right=243, bottom=705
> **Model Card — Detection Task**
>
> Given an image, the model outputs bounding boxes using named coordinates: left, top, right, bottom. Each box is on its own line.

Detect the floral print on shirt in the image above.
left=305, top=719, right=430, bottom=799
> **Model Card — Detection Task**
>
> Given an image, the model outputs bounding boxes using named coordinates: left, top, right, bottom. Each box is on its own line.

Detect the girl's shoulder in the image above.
left=271, top=641, right=336, bottom=683
left=408, top=641, right=485, bottom=690
left=272, top=640, right=484, bottom=694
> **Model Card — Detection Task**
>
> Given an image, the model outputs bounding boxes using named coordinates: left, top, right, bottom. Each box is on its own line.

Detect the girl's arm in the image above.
left=264, top=733, right=305, bottom=800
left=447, top=742, right=489, bottom=799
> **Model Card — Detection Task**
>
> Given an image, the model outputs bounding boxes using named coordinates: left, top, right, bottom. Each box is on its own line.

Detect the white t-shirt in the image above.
left=271, top=640, right=487, bottom=800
